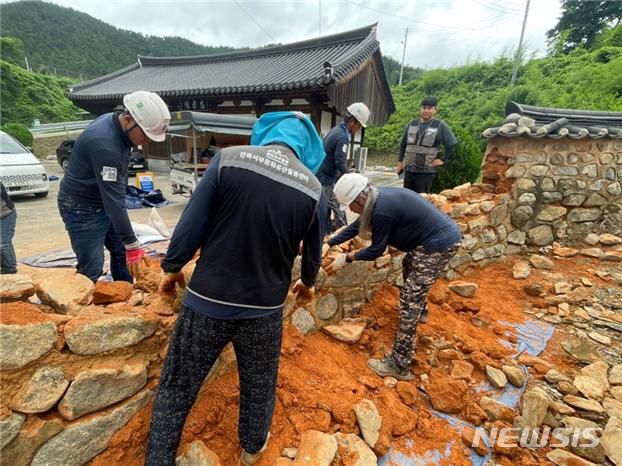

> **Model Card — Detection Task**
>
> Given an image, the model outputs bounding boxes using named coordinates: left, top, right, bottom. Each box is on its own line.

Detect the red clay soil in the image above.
left=0, top=301, right=54, bottom=325
left=92, top=258, right=589, bottom=465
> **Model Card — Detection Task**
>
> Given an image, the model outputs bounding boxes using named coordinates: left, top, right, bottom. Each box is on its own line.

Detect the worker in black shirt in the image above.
left=316, top=102, right=370, bottom=234
left=58, top=91, right=170, bottom=282
left=326, top=173, right=461, bottom=381
left=144, top=111, right=327, bottom=466
left=0, top=182, right=17, bottom=274
left=396, top=96, right=457, bottom=193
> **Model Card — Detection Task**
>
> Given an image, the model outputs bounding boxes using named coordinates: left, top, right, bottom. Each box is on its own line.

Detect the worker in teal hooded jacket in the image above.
left=144, top=111, right=328, bottom=466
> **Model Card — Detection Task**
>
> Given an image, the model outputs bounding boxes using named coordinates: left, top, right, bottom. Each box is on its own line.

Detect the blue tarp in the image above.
left=379, top=318, right=555, bottom=465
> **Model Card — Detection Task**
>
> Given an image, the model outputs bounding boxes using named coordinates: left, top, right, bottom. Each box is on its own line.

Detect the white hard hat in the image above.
left=334, top=173, right=369, bottom=211
left=346, top=102, right=371, bottom=128
left=123, top=91, right=171, bottom=142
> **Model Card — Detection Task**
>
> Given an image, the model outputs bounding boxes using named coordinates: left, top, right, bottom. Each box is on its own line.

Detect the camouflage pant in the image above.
left=323, top=184, right=347, bottom=234
left=391, top=242, right=461, bottom=369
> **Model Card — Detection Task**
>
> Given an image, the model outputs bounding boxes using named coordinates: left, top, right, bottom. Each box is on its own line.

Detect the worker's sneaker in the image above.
left=367, top=357, right=413, bottom=381
left=241, top=434, right=270, bottom=465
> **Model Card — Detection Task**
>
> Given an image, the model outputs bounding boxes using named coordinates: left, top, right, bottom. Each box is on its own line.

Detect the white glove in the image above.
left=326, top=253, right=348, bottom=274
left=292, top=279, right=314, bottom=300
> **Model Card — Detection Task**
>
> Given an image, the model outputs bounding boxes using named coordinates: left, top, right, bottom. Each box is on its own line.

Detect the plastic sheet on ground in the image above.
left=379, top=318, right=554, bottom=466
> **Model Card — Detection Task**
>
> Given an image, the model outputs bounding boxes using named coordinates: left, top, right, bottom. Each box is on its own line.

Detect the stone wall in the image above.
left=481, top=137, right=622, bottom=244
left=31, top=131, right=83, bottom=159
left=0, top=247, right=404, bottom=466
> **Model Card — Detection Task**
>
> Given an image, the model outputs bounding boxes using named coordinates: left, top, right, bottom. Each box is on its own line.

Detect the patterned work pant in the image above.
left=144, top=305, right=283, bottom=466
left=391, top=243, right=461, bottom=369
left=323, top=184, right=347, bottom=234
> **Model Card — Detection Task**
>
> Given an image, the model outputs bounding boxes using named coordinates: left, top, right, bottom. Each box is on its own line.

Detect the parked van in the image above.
left=0, top=131, right=50, bottom=197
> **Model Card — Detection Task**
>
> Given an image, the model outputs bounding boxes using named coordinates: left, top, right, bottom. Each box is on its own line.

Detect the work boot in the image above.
left=367, top=357, right=413, bottom=381
left=241, top=434, right=270, bottom=465
left=419, top=309, right=429, bottom=324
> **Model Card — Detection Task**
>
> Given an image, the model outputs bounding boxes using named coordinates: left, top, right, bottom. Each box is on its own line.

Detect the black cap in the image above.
left=421, top=96, right=438, bottom=107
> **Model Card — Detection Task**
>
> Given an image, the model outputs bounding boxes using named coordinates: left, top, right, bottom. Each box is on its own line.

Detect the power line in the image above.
left=234, top=0, right=277, bottom=43
left=511, top=0, right=531, bottom=85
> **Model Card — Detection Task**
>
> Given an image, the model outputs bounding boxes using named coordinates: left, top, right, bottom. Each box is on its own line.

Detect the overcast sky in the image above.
left=42, top=0, right=562, bottom=69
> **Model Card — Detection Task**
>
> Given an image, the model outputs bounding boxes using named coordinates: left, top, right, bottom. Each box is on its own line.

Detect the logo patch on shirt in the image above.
left=342, top=143, right=348, bottom=154
left=101, top=166, right=117, bottom=182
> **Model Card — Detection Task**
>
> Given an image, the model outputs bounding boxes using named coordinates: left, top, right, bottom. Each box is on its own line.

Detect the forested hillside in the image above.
left=0, top=1, right=236, bottom=79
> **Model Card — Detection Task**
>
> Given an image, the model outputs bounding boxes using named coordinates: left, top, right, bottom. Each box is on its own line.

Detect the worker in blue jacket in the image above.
left=326, top=173, right=461, bottom=381
left=316, top=102, right=370, bottom=234
left=58, top=91, right=170, bottom=282
left=144, top=111, right=327, bottom=466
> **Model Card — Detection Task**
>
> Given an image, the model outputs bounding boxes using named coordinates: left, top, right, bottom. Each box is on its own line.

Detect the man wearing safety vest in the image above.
left=396, top=96, right=457, bottom=194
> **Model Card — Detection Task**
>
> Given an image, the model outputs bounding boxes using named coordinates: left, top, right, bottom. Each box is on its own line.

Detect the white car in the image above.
left=0, top=130, right=49, bottom=197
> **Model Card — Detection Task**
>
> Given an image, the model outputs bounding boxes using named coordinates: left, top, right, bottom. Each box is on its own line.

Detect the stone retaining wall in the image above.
left=0, top=247, right=405, bottom=466
left=482, top=137, right=622, bottom=243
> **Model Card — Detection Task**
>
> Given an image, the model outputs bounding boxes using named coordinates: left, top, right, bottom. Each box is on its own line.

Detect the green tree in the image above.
left=547, top=0, right=622, bottom=53
left=0, top=36, right=25, bottom=65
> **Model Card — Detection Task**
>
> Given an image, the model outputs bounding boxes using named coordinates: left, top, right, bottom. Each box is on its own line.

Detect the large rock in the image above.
left=580, top=361, right=609, bottom=390
left=0, top=416, right=64, bottom=466
left=9, top=366, right=69, bottom=413
left=292, top=430, right=337, bottom=466
left=58, top=362, right=148, bottom=420
left=0, top=303, right=57, bottom=370
left=316, top=294, right=339, bottom=320
left=546, top=449, right=598, bottom=466
left=479, top=396, right=514, bottom=422
left=537, top=206, right=567, bottom=222
left=324, top=261, right=371, bottom=288
left=521, top=388, right=549, bottom=428
left=573, top=375, right=606, bottom=401
left=291, top=308, right=316, bottom=336
left=527, top=225, right=554, bottom=246
left=529, top=255, right=554, bottom=270
left=0, top=274, right=35, bottom=302
left=561, top=339, right=604, bottom=365
left=176, top=440, right=222, bottom=466
left=63, top=312, right=158, bottom=355
left=501, top=365, right=525, bottom=387
left=568, top=208, right=602, bottom=223
left=92, top=281, right=134, bottom=305
left=610, top=364, right=622, bottom=385
left=30, top=389, right=152, bottom=466
left=512, top=261, right=531, bottom=279
left=35, top=273, right=94, bottom=314
left=353, top=399, right=381, bottom=448
left=485, top=366, right=507, bottom=388
left=448, top=281, right=478, bottom=298
left=603, top=416, right=622, bottom=466
left=322, top=319, right=365, bottom=344
left=333, top=433, right=377, bottom=466
left=426, top=375, right=468, bottom=414
left=600, top=234, right=622, bottom=245
left=0, top=412, right=25, bottom=449
left=562, top=395, right=604, bottom=414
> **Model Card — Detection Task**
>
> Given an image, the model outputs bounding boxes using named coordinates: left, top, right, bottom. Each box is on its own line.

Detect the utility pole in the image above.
left=399, top=27, right=408, bottom=86
left=318, top=0, right=321, bottom=37
left=511, top=0, right=531, bottom=85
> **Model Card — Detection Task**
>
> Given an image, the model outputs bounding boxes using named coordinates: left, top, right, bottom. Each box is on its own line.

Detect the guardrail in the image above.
left=30, top=120, right=93, bottom=135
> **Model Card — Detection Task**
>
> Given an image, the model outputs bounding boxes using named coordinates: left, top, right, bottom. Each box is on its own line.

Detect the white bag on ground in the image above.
left=147, top=207, right=171, bottom=238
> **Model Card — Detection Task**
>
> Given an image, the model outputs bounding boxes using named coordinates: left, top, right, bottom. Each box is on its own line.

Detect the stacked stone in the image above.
left=488, top=138, right=622, bottom=244
left=286, top=245, right=404, bottom=336
left=0, top=274, right=169, bottom=466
